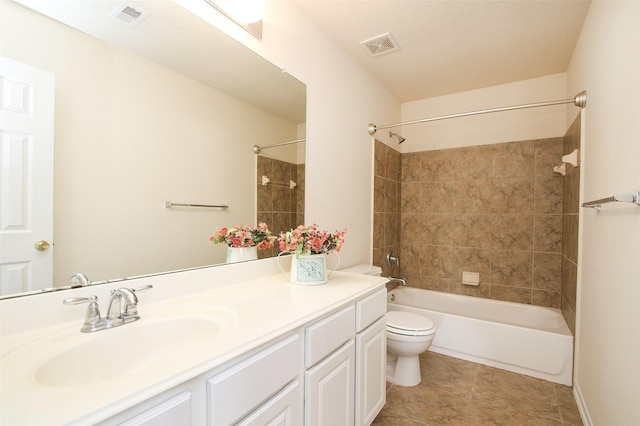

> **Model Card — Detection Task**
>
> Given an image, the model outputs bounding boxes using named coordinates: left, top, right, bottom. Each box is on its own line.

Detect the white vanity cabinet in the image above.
left=86, top=283, right=387, bottom=426
left=102, top=334, right=303, bottom=426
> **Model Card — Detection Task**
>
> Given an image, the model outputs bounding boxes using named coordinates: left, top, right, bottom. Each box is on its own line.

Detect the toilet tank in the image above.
left=341, top=264, right=382, bottom=276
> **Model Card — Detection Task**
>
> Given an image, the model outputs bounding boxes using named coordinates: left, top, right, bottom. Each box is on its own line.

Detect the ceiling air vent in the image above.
left=360, top=33, right=400, bottom=57
left=110, top=1, right=149, bottom=27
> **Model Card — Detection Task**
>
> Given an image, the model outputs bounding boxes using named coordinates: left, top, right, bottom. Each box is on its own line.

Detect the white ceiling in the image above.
left=292, top=0, right=591, bottom=102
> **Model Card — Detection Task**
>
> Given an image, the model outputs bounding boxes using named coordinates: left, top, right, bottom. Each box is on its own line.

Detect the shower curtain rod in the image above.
left=367, top=91, right=587, bottom=135
left=252, top=138, right=305, bottom=154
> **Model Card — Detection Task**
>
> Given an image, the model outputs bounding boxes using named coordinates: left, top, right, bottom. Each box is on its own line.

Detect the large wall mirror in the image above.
left=0, top=0, right=306, bottom=299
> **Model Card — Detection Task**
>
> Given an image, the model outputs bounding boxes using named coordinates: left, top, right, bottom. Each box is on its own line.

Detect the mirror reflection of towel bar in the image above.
left=165, top=201, right=229, bottom=210
left=261, top=175, right=297, bottom=189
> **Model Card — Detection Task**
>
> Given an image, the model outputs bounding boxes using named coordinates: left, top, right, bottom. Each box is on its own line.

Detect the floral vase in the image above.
left=226, top=246, right=258, bottom=263
left=277, top=252, right=340, bottom=285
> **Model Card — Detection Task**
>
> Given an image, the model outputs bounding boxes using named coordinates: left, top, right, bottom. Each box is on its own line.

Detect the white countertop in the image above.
left=0, top=268, right=385, bottom=425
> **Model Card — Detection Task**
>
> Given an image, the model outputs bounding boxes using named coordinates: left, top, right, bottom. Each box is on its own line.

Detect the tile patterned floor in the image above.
left=372, top=352, right=583, bottom=426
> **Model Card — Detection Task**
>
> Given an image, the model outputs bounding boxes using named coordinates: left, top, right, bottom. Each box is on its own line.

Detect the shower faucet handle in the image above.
left=386, top=252, right=400, bottom=268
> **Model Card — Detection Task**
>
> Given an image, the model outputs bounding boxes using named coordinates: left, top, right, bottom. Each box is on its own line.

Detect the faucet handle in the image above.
left=132, top=284, right=153, bottom=293
left=63, top=295, right=102, bottom=332
left=63, top=296, right=94, bottom=305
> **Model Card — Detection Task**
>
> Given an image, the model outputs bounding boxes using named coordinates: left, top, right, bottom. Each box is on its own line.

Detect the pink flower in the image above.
left=277, top=224, right=347, bottom=256
left=210, top=224, right=277, bottom=250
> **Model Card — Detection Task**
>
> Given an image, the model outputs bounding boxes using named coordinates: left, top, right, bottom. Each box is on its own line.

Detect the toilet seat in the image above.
left=386, top=311, right=435, bottom=336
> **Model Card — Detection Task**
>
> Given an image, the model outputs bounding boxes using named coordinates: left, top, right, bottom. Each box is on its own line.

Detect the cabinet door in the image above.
left=237, top=381, right=302, bottom=426
left=355, top=317, right=386, bottom=426
left=305, top=340, right=355, bottom=426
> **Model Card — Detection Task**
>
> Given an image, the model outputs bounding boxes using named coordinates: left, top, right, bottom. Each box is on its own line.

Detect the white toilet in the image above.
left=385, top=310, right=436, bottom=386
left=342, top=265, right=437, bottom=387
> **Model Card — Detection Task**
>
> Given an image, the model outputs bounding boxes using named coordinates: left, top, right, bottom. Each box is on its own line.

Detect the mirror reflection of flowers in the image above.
left=210, top=223, right=277, bottom=250
left=278, top=224, right=347, bottom=256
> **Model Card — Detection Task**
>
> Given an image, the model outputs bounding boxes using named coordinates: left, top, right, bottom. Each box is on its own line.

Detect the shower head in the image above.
left=389, top=131, right=406, bottom=144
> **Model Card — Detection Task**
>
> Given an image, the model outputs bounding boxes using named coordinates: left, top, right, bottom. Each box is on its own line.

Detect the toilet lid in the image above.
left=387, top=311, right=435, bottom=336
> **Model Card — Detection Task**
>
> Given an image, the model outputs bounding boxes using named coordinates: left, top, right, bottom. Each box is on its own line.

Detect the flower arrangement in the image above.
left=278, top=224, right=346, bottom=256
left=210, top=223, right=276, bottom=250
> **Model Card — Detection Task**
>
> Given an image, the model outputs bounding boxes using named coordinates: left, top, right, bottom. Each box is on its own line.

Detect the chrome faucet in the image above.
left=63, top=285, right=152, bottom=333
left=69, top=272, right=90, bottom=287
left=106, top=287, right=140, bottom=324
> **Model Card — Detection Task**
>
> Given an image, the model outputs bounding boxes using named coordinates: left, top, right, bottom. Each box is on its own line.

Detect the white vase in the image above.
left=277, top=252, right=340, bottom=285
left=226, top=246, right=258, bottom=263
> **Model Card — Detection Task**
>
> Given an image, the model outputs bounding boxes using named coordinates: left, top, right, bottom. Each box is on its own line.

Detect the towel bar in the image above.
left=165, top=201, right=229, bottom=210
left=581, top=191, right=640, bottom=210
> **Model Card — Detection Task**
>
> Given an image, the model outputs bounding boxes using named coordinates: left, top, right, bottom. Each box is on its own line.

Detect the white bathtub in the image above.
left=387, top=287, right=574, bottom=385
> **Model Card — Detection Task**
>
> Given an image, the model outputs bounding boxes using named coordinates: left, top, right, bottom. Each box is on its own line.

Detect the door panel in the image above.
left=0, top=56, right=54, bottom=295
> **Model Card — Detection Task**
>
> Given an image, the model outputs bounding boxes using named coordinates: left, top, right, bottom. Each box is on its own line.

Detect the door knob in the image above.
left=35, top=240, right=51, bottom=251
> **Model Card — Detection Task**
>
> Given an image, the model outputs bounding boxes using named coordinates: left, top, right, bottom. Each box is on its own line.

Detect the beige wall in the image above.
left=566, top=2, right=640, bottom=424
left=400, top=73, right=569, bottom=152
left=248, top=2, right=402, bottom=268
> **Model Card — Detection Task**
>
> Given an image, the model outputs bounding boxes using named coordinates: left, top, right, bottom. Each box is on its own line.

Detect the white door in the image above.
left=0, top=56, right=54, bottom=295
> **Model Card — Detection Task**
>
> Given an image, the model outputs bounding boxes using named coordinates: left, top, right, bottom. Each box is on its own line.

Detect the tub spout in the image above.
left=386, top=277, right=407, bottom=286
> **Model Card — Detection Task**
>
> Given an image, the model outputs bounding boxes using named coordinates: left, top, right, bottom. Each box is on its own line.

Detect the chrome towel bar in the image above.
left=581, top=191, right=640, bottom=210
left=165, top=201, right=229, bottom=210
left=261, top=175, right=297, bottom=189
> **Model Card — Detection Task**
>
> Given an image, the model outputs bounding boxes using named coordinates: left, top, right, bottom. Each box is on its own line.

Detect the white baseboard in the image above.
left=573, top=382, right=593, bottom=426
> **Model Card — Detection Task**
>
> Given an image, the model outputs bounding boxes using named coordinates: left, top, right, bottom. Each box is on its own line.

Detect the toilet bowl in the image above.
left=386, top=310, right=436, bottom=387
left=341, top=265, right=437, bottom=386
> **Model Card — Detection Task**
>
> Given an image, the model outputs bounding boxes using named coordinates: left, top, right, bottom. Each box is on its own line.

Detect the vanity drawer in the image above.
left=356, top=288, right=387, bottom=332
left=305, top=305, right=355, bottom=368
left=118, top=391, right=191, bottom=426
left=236, top=380, right=302, bottom=426
left=207, top=334, right=301, bottom=425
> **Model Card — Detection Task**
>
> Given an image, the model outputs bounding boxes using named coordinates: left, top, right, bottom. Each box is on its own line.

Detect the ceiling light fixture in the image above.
left=203, top=0, right=266, bottom=39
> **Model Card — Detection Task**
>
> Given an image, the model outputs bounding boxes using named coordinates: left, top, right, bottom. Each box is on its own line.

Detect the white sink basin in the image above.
left=35, top=315, right=222, bottom=386
left=1, top=304, right=237, bottom=388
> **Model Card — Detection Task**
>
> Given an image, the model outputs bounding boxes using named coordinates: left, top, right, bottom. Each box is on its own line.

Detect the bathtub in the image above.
left=387, top=287, right=574, bottom=385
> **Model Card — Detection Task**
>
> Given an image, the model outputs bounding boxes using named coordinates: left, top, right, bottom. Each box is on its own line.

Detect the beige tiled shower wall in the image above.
left=562, top=115, right=581, bottom=334
left=256, top=156, right=305, bottom=259
left=374, top=137, right=569, bottom=307
left=373, top=140, right=402, bottom=277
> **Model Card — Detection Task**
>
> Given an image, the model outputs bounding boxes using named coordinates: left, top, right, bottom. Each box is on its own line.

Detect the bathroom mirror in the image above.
left=0, top=0, right=306, bottom=299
